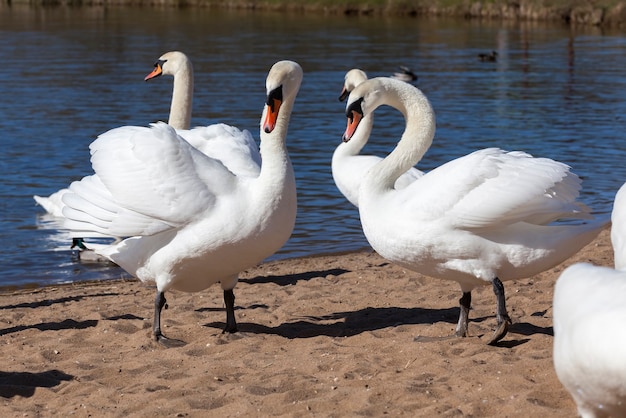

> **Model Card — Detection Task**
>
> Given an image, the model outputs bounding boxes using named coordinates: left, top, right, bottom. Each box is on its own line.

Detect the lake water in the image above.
left=1, top=6, right=625, bottom=288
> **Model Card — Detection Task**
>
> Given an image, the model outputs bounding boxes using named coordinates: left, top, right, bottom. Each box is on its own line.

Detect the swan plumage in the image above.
left=553, top=183, right=626, bottom=417
left=34, top=189, right=68, bottom=218
left=62, top=60, right=303, bottom=347
left=35, top=51, right=261, bottom=254
left=342, top=76, right=606, bottom=344
left=33, top=51, right=195, bottom=229
left=332, top=69, right=422, bottom=207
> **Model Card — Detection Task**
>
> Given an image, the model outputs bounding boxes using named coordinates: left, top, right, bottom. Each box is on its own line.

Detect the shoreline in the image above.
left=2, top=0, right=626, bottom=28
left=1, top=225, right=612, bottom=301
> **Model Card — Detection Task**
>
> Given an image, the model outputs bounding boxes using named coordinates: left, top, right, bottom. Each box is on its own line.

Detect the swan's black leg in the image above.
left=455, top=291, right=472, bottom=337
left=223, top=289, right=238, bottom=333
left=153, top=290, right=186, bottom=348
left=487, top=277, right=512, bottom=345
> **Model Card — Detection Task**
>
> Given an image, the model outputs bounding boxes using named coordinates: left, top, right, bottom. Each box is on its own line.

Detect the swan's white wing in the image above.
left=34, top=188, right=69, bottom=217
left=63, top=174, right=173, bottom=237
left=63, top=122, right=236, bottom=238
left=400, top=148, right=589, bottom=228
left=181, top=123, right=261, bottom=178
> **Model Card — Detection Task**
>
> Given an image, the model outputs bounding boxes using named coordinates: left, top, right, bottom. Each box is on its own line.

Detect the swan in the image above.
left=342, top=76, right=606, bottom=344
left=553, top=183, right=626, bottom=417
left=144, top=50, right=193, bottom=130
left=33, top=51, right=195, bottom=227
left=61, top=60, right=303, bottom=347
left=332, top=69, right=422, bottom=207
left=35, top=51, right=261, bottom=253
left=145, top=50, right=261, bottom=178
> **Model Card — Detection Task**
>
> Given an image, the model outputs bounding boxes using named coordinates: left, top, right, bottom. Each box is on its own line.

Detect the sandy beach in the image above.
left=0, top=226, right=612, bottom=416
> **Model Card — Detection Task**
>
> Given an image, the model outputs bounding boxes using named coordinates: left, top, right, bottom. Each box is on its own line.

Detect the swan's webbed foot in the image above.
left=486, top=277, right=512, bottom=345
left=153, top=290, right=186, bottom=348
left=486, top=319, right=510, bottom=346
left=222, top=289, right=238, bottom=334
left=155, top=332, right=187, bottom=348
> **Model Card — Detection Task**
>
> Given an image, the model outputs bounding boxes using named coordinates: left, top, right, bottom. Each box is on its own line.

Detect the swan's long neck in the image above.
left=168, top=63, right=193, bottom=130
left=366, top=81, right=435, bottom=192
left=257, top=96, right=297, bottom=197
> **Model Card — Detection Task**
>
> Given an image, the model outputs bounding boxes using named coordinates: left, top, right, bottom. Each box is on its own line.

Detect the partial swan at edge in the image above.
left=553, top=183, right=626, bottom=418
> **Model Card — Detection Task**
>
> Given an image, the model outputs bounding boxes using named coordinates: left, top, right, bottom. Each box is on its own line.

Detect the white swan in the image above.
left=342, top=76, right=606, bottom=344
left=35, top=51, right=261, bottom=252
left=146, top=50, right=261, bottom=178
left=144, top=50, right=194, bottom=130
left=553, top=183, right=626, bottom=418
left=61, top=60, right=303, bottom=347
left=332, top=69, right=422, bottom=207
left=33, top=51, right=195, bottom=224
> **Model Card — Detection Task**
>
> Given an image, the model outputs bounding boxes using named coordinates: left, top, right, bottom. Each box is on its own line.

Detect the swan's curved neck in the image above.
left=259, top=98, right=294, bottom=159
left=168, top=63, right=193, bottom=130
left=367, top=81, right=435, bottom=191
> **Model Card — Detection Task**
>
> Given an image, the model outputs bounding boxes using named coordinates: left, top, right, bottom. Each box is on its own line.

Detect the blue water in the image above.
left=1, top=7, right=626, bottom=288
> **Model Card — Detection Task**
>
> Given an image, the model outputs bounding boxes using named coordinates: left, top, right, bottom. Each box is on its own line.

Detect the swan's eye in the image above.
left=266, top=85, right=283, bottom=112
left=154, top=59, right=167, bottom=68
left=345, top=97, right=364, bottom=119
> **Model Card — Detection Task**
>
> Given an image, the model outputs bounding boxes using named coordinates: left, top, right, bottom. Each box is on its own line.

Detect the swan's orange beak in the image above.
left=343, top=109, right=362, bottom=142
left=144, top=63, right=163, bottom=81
left=262, top=98, right=282, bottom=133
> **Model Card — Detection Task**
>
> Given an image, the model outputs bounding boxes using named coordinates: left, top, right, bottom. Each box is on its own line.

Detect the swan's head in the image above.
left=145, top=51, right=192, bottom=81
left=339, top=69, right=368, bottom=102
left=262, top=60, right=303, bottom=133
left=342, top=78, right=390, bottom=142
left=343, top=97, right=365, bottom=142
left=343, top=77, right=429, bottom=143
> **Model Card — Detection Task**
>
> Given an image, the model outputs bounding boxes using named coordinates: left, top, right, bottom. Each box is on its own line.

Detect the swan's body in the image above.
left=62, top=60, right=303, bottom=347
left=33, top=52, right=196, bottom=231
left=35, top=51, right=261, bottom=255
left=342, top=77, right=606, bottom=344
left=553, top=183, right=626, bottom=417
left=332, top=69, right=422, bottom=207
